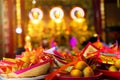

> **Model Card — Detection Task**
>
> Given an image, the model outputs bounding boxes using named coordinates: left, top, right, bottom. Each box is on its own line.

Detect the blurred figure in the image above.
left=48, top=7, right=66, bottom=36
left=27, top=8, right=45, bottom=48
left=48, top=7, right=67, bottom=47
left=24, top=36, right=32, bottom=51
left=70, top=7, right=93, bottom=48
left=70, top=7, right=88, bottom=34
left=41, top=38, right=49, bottom=49
left=15, top=47, right=25, bottom=55
left=50, top=36, right=58, bottom=47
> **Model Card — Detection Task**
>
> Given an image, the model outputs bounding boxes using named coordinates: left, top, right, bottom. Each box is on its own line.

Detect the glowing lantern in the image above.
left=16, top=27, right=22, bottom=34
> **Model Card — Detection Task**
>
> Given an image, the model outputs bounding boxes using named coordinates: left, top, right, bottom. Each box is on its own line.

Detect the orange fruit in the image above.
left=109, top=65, right=118, bottom=72
left=74, top=61, right=88, bottom=70
left=83, top=66, right=94, bottom=77
left=115, top=59, right=120, bottom=69
left=70, top=69, right=82, bottom=77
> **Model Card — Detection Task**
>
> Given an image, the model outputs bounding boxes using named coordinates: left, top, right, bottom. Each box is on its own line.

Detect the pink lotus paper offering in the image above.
left=0, top=47, right=52, bottom=78
left=2, top=60, right=51, bottom=78
left=0, top=60, right=17, bottom=74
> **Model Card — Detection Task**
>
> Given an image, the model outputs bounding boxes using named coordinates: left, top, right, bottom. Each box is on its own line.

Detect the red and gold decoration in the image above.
left=0, top=39, right=120, bottom=79
left=0, top=47, right=52, bottom=78
left=1, top=1, right=120, bottom=80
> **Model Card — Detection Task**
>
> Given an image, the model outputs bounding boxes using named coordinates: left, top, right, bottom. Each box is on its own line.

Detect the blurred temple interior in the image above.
left=0, top=0, right=120, bottom=59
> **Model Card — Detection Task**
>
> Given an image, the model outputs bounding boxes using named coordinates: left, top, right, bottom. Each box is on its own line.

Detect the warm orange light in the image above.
left=71, top=7, right=85, bottom=20
left=29, top=8, right=43, bottom=23
left=50, top=7, right=64, bottom=23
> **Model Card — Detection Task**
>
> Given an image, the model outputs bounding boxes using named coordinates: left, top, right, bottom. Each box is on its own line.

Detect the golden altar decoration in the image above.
left=47, top=7, right=68, bottom=47
left=27, top=8, right=45, bottom=48
left=70, top=7, right=93, bottom=48
left=26, top=7, right=95, bottom=49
